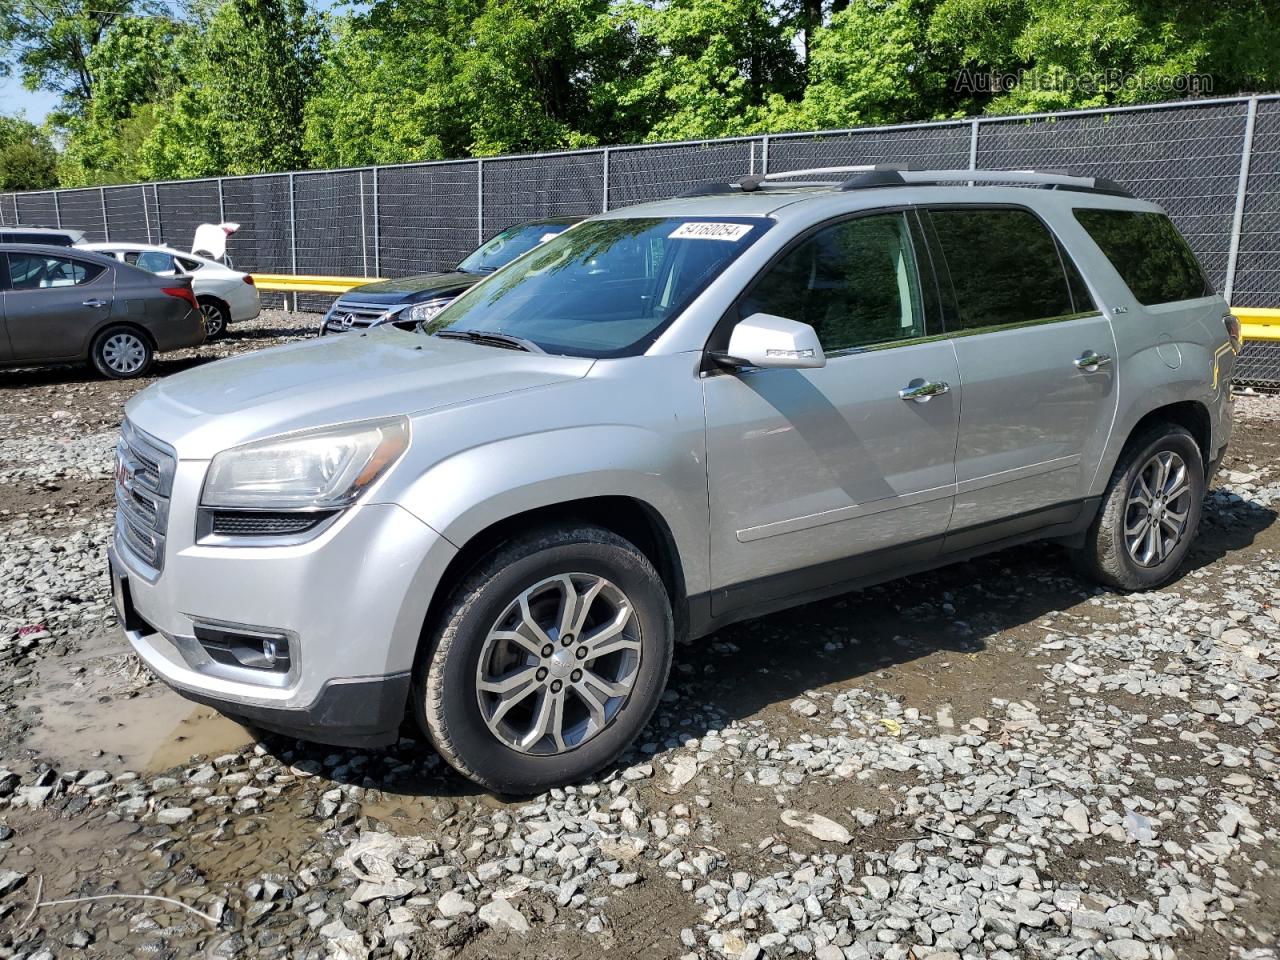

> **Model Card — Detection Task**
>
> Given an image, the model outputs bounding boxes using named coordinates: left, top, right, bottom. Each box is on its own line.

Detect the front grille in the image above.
left=115, top=420, right=175, bottom=574
left=323, top=300, right=392, bottom=333
left=209, top=511, right=334, bottom=536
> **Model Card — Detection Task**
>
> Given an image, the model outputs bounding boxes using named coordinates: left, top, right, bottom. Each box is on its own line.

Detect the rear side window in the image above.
left=1074, top=209, right=1210, bottom=305
left=7, top=253, right=105, bottom=289
left=927, top=208, right=1085, bottom=332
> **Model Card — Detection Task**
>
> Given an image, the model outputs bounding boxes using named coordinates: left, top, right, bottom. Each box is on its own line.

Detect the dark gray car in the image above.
left=0, top=243, right=205, bottom=379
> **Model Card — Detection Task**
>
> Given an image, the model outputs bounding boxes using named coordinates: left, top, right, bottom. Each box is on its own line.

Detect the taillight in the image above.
left=243, top=275, right=256, bottom=286
left=1224, top=313, right=1242, bottom=351
left=162, top=286, right=199, bottom=312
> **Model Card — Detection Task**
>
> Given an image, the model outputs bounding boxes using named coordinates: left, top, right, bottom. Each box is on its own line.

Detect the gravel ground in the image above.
left=0, top=314, right=1276, bottom=960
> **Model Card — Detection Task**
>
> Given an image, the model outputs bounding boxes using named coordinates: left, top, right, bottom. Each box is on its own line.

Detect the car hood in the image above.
left=343, top=271, right=480, bottom=303
left=125, top=329, right=594, bottom=460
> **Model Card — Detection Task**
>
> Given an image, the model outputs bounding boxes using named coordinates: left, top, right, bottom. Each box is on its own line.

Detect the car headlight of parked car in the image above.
left=401, top=298, right=453, bottom=325
left=202, top=417, right=410, bottom=510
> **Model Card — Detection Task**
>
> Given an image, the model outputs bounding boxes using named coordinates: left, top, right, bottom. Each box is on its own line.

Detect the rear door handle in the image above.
left=899, top=380, right=950, bottom=402
left=1074, top=351, right=1112, bottom=371
left=82, top=298, right=108, bottom=308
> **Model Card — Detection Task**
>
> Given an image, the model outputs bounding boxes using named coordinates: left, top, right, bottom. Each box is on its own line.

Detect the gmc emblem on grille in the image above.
left=116, top=454, right=135, bottom=494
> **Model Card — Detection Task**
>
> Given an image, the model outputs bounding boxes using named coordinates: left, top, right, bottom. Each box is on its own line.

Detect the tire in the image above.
left=1071, top=424, right=1204, bottom=591
left=90, top=325, right=154, bottom=379
left=198, top=298, right=230, bottom=339
left=416, top=525, right=674, bottom=793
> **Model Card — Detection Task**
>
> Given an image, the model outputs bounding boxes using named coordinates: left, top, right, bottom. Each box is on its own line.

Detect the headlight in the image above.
left=201, top=417, right=410, bottom=510
left=403, top=298, right=452, bottom=325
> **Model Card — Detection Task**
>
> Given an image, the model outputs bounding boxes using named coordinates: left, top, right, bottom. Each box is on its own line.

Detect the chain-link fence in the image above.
left=3, top=94, right=1280, bottom=381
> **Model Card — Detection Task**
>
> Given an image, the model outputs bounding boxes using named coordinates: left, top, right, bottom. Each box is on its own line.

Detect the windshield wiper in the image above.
left=434, top=329, right=544, bottom=353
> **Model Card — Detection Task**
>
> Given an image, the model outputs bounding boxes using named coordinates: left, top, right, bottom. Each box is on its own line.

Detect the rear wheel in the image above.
left=198, top=298, right=230, bottom=339
left=1071, top=424, right=1204, bottom=591
left=416, top=526, right=673, bottom=793
left=91, top=325, right=153, bottom=379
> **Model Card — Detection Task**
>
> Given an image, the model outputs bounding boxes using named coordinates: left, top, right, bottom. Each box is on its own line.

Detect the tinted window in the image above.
left=929, top=208, right=1079, bottom=331
left=456, top=222, right=577, bottom=274
left=426, top=217, right=768, bottom=358
left=7, top=253, right=105, bottom=290
left=1074, top=209, right=1210, bottom=305
left=1, top=231, right=72, bottom=246
left=742, top=213, right=926, bottom=352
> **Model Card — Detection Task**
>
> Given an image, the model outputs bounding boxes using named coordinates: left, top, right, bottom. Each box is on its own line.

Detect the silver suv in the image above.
left=108, top=167, right=1238, bottom=793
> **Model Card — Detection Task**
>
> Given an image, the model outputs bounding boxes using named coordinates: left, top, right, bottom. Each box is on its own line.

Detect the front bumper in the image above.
left=109, top=496, right=457, bottom=748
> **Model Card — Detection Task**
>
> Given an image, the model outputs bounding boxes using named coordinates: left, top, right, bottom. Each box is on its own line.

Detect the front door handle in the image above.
left=82, top=298, right=108, bottom=308
left=1074, top=351, right=1112, bottom=371
left=899, top=380, right=950, bottom=402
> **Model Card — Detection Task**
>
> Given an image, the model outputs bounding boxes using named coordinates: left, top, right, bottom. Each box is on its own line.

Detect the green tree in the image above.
left=928, top=0, right=1280, bottom=112
left=143, top=0, right=324, bottom=178
left=621, top=0, right=802, bottom=141
left=0, top=114, right=59, bottom=190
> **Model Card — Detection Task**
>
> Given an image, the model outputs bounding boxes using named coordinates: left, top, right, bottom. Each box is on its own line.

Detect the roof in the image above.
left=0, top=243, right=123, bottom=265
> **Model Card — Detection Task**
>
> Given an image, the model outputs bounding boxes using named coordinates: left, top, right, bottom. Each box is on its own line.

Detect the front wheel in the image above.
left=1071, top=424, right=1204, bottom=591
left=416, top=526, right=673, bottom=793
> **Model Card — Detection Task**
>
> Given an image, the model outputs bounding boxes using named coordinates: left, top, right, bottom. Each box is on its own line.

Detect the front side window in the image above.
left=741, top=212, right=926, bottom=353
left=7, top=253, right=104, bottom=290
left=928, top=208, right=1082, bottom=332
left=1074, top=208, right=1210, bottom=305
left=456, top=222, right=577, bottom=275
left=425, top=217, right=770, bottom=357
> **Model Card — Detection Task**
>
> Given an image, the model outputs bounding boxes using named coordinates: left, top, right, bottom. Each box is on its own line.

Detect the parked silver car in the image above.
left=1, top=244, right=205, bottom=378
left=108, top=168, right=1236, bottom=792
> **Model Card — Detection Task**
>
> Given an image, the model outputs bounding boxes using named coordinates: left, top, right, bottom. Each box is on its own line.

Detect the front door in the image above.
left=3, top=252, right=113, bottom=361
left=703, top=210, right=960, bottom=614
left=921, top=206, right=1118, bottom=542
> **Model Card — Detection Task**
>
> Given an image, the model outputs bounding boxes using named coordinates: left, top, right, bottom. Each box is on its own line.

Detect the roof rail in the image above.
left=677, top=165, right=1134, bottom=199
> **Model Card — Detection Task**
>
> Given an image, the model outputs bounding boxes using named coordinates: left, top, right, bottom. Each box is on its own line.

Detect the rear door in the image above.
left=702, top=209, right=960, bottom=612
left=0, top=255, right=11, bottom=361
left=3, top=252, right=113, bottom=361
left=921, top=206, right=1117, bottom=546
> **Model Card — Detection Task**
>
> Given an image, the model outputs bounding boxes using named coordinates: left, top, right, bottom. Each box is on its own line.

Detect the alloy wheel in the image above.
left=200, top=302, right=226, bottom=337
left=475, top=573, right=642, bottom=756
left=1124, top=450, right=1192, bottom=566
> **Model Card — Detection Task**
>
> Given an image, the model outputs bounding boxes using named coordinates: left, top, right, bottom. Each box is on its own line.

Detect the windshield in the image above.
left=456, top=222, right=576, bottom=274
left=425, top=217, right=770, bottom=357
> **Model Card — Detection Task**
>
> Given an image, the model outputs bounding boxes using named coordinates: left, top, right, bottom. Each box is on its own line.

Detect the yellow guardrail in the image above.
left=254, top=274, right=1280, bottom=343
left=251, top=273, right=383, bottom=293
left=1233, top=307, right=1280, bottom=342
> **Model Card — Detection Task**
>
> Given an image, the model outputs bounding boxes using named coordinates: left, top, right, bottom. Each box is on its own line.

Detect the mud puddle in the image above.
left=17, top=629, right=252, bottom=773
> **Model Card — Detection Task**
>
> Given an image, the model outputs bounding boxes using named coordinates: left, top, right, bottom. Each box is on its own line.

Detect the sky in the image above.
left=2, top=76, right=61, bottom=124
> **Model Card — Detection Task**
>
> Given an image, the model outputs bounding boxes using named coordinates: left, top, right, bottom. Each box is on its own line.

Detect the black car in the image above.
left=319, top=217, right=582, bottom=335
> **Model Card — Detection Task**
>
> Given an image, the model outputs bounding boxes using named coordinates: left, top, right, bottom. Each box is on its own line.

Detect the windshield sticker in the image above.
left=669, top=222, right=754, bottom=242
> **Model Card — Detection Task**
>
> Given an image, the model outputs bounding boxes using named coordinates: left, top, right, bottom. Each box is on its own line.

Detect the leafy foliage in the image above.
left=1, top=0, right=1277, bottom=188
left=0, top=115, right=58, bottom=190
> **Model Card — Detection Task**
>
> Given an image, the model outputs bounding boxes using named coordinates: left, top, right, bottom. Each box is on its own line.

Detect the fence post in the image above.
left=1224, top=96, right=1259, bottom=305
left=52, top=190, right=61, bottom=229
left=762, top=134, right=770, bottom=176
left=100, top=186, right=109, bottom=240
left=602, top=148, right=610, bottom=212
left=153, top=184, right=163, bottom=244
left=372, top=167, right=380, bottom=278
left=969, top=118, right=980, bottom=170
left=141, top=186, right=151, bottom=244
left=218, top=178, right=226, bottom=224
left=288, top=172, right=298, bottom=309
left=477, top=158, right=485, bottom=245
left=359, top=170, right=369, bottom=277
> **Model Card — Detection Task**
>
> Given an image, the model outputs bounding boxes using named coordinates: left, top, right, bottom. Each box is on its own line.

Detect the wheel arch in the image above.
left=417, top=496, right=690, bottom=665
left=1124, top=400, right=1212, bottom=474
left=89, top=320, right=156, bottom=359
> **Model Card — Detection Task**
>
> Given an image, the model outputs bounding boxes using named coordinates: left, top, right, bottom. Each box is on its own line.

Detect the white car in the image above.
left=78, top=243, right=260, bottom=339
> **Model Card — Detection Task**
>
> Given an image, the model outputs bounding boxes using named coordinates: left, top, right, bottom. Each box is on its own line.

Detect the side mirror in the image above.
left=717, top=313, right=826, bottom=369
